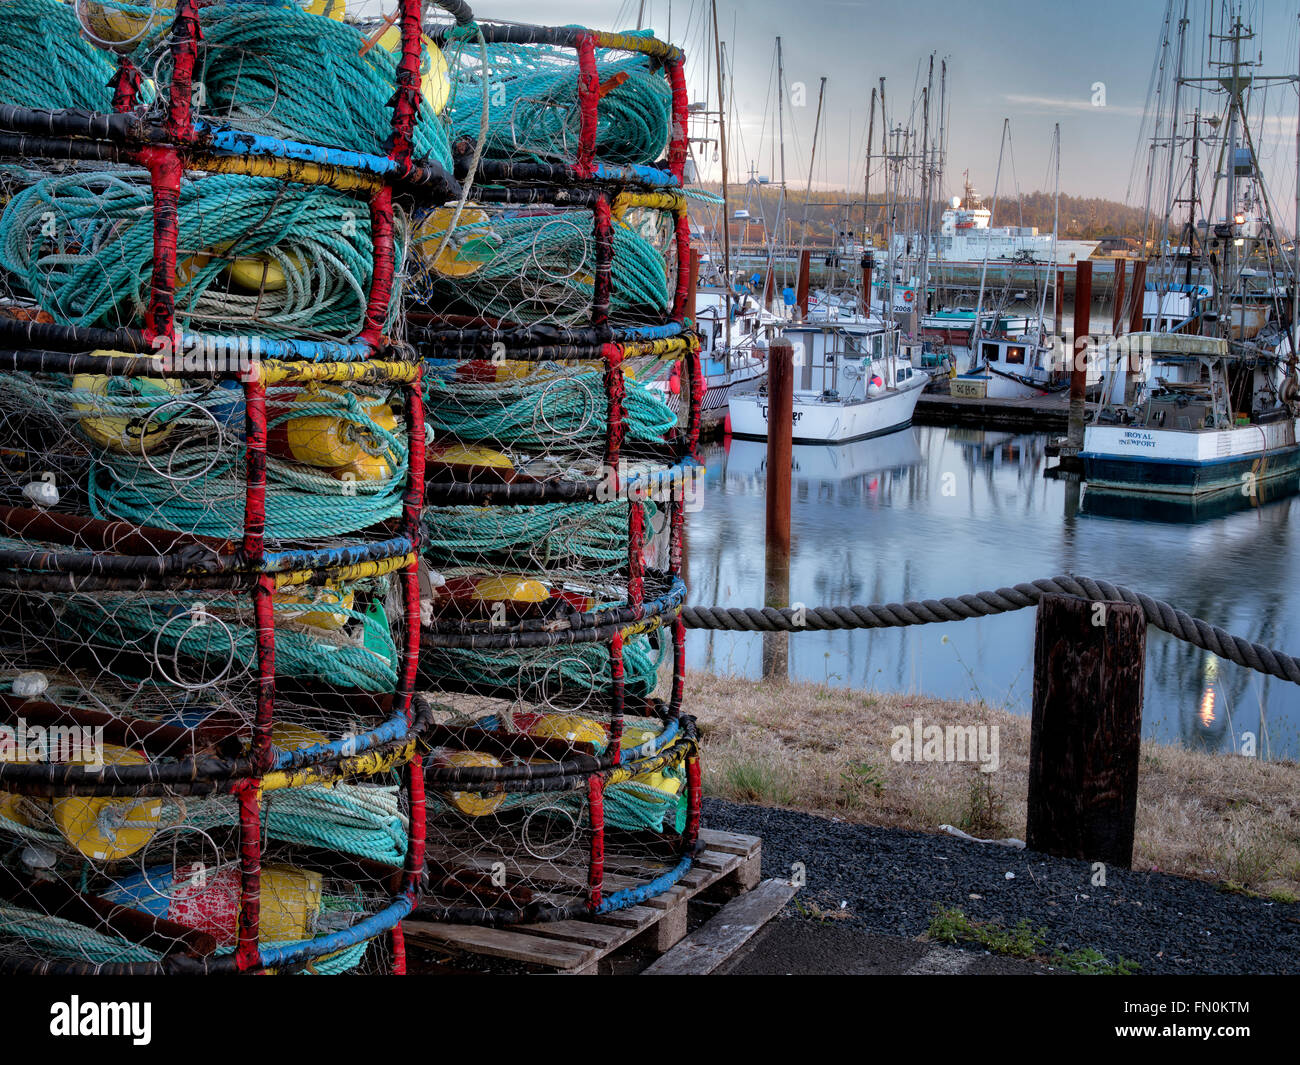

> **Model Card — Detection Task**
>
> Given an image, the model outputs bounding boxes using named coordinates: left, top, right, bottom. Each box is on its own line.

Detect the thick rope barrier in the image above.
left=680, top=575, right=1300, bottom=687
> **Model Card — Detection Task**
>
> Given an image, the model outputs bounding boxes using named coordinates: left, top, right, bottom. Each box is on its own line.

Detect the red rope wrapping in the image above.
left=671, top=615, right=686, bottom=716
left=666, top=56, right=688, bottom=183
left=592, top=194, right=613, bottom=327
left=386, top=0, right=424, bottom=165
left=398, top=373, right=425, bottom=721
left=251, top=574, right=277, bottom=774
left=360, top=184, right=396, bottom=347
left=672, top=208, right=691, bottom=321
left=686, top=340, right=704, bottom=457
left=110, top=57, right=142, bottom=113
left=234, top=781, right=263, bottom=971
left=240, top=377, right=268, bottom=560
left=628, top=500, right=644, bottom=608
left=685, top=753, right=701, bottom=846
left=390, top=922, right=406, bottom=975
left=575, top=32, right=599, bottom=177
left=164, top=0, right=201, bottom=142
left=586, top=774, right=604, bottom=910
left=137, top=147, right=181, bottom=342
left=601, top=342, right=625, bottom=483
left=404, top=752, right=427, bottom=900
left=608, top=628, right=625, bottom=763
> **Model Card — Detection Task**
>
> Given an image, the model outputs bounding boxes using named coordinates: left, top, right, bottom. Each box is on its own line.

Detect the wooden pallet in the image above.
left=402, top=829, right=761, bottom=975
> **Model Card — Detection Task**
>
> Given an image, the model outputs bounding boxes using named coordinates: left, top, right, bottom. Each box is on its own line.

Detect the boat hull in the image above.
left=1082, top=420, right=1300, bottom=497
left=729, top=378, right=926, bottom=444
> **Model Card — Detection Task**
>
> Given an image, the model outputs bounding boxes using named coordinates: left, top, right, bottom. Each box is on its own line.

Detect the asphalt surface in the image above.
left=702, top=798, right=1300, bottom=975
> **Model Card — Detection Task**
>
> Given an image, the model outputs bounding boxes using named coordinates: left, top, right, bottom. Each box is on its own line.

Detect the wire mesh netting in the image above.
left=0, top=0, right=703, bottom=971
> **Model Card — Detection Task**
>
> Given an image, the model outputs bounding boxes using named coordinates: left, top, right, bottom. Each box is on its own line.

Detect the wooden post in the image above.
left=762, top=337, right=793, bottom=681
left=1128, top=259, right=1147, bottom=334
left=860, top=252, right=874, bottom=317
left=1125, top=259, right=1148, bottom=402
left=1027, top=594, right=1145, bottom=868
left=1111, top=258, right=1126, bottom=337
left=763, top=267, right=774, bottom=313
left=1068, top=261, right=1092, bottom=448
left=795, top=249, right=811, bottom=321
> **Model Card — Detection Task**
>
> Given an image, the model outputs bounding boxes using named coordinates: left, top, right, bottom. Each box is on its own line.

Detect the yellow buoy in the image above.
left=438, top=751, right=505, bottom=816
left=273, top=584, right=355, bottom=631
left=415, top=207, right=495, bottom=277
left=468, top=575, right=549, bottom=604
left=51, top=746, right=164, bottom=862
left=374, top=26, right=451, bottom=114
left=529, top=714, right=608, bottom=748
left=302, top=0, right=345, bottom=19
left=71, top=350, right=183, bottom=454
left=225, top=251, right=305, bottom=293
left=285, top=388, right=398, bottom=479
left=269, top=723, right=330, bottom=754
left=619, top=725, right=659, bottom=750
left=76, top=0, right=172, bottom=52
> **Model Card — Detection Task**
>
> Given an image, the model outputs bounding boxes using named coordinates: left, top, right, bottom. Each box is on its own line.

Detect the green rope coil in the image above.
left=422, top=501, right=650, bottom=571
left=0, top=170, right=406, bottom=337
left=50, top=585, right=399, bottom=692
left=424, top=366, right=676, bottom=448
left=185, top=2, right=453, bottom=167
left=0, top=0, right=118, bottom=111
left=445, top=36, right=671, bottom=165
left=412, top=206, right=671, bottom=325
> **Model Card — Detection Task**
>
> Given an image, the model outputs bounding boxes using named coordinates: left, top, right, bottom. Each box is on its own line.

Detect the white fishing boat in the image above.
left=683, top=289, right=781, bottom=416
left=729, top=316, right=927, bottom=443
left=950, top=335, right=1064, bottom=399
left=892, top=179, right=1098, bottom=268
left=1082, top=12, right=1300, bottom=502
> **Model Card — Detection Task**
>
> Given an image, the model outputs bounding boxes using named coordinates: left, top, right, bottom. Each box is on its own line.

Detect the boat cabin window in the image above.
left=1004, top=345, right=1026, bottom=365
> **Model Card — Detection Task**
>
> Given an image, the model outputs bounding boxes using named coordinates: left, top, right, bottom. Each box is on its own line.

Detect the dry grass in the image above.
left=689, top=671, right=1300, bottom=900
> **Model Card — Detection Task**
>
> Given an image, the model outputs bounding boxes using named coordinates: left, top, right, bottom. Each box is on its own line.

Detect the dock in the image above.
left=913, top=391, right=1070, bottom=433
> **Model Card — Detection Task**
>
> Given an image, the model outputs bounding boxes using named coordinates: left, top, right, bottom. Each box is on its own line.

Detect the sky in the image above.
left=446, top=0, right=1300, bottom=220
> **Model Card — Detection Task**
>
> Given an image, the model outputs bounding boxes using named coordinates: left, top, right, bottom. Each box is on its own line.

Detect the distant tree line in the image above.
left=688, top=183, right=1151, bottom=246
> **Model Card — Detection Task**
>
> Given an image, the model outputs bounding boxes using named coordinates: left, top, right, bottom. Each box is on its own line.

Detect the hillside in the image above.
left=688, top=183, right=1151, bottom=246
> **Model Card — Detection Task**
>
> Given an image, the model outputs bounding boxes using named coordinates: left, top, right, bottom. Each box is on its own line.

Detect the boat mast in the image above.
left=711, top=0, right=731, bottom=347
left=863, top=85, right=876, bottom=309
left=918, top=54, right=934, bottom=317
left=798, top=76, right=828, bottom=318
left=776, top=36, right=788, bottom=287
left=1037, top=123, right=1060, bottom=347
left=972, top=118, right=1009, bottom=352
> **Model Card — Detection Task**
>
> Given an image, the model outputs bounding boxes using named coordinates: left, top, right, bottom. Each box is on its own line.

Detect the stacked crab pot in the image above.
left=410, top=22, right=705, bottom=923
left=0, top=0, right=468, bottom=973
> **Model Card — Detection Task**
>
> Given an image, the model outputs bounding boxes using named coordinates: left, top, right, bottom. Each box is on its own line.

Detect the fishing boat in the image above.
left=680, top=288, right=780, bottom=416
left=728, top=316, right=927, bottom=443
left=950, top=334, right=1063, bottom=399
left=893, top=178, right=1099, bottom=268
left=1082, top=12, right=1299, bottom=501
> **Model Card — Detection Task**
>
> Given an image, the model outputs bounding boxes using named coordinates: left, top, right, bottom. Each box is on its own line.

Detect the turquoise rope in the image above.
left=0, top=170, right=405, bottom=336
left=445, top=36, right=671, bottom=165
left=0, top=0, right=119, bottom=111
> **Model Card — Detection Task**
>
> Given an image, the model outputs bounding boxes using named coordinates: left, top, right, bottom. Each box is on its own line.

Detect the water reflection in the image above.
left=687, top=425, right=1299, bottom=760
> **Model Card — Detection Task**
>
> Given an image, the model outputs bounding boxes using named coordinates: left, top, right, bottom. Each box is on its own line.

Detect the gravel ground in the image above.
left=703, top=798, right=1300, bottom=975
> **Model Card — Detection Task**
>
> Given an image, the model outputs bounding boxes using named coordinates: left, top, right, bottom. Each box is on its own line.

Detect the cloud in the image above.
left=1004, top=93, right=1146, bottom=118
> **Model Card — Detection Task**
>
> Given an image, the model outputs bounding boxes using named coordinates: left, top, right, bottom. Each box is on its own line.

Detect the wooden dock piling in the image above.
left=762, top=337, right=793, bottom=681
left=1067, top=261, right=1092, bottom=449
left=1027, top=593, right=1145, bottom=868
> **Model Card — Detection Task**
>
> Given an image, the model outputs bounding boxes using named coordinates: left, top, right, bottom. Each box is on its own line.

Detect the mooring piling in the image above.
left=762, top=336, right=794, bottom=681
left=1027, top=593, right=1145, bottom=868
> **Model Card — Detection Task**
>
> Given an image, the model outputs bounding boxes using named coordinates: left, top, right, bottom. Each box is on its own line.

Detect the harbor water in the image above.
left=686, top=425, right=1300, bottom=761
